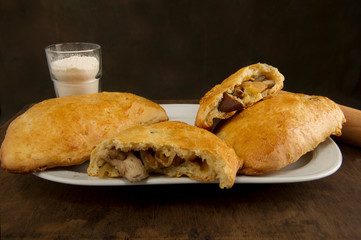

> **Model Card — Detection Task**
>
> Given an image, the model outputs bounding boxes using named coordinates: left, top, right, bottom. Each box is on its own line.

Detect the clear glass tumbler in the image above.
left=45, top=42, right=102, bottom=97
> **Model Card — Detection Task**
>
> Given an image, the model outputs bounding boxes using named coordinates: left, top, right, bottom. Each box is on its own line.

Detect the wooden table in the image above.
left=1, top=101, right=361, bottom=240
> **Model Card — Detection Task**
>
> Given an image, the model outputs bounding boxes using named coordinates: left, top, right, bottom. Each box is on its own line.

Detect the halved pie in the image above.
left=195, top=63, right=284, bottom=130
left=88, top=121, right=242, bottom=189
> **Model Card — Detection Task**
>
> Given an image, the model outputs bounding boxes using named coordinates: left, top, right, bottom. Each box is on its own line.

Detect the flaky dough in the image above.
left=196, top=63, right=284, bottom=130
left=88, top=121, right=242, bottom=189
left=0, top=92, right=168, bottom=173
left=214, top=91, right=345, bottom=175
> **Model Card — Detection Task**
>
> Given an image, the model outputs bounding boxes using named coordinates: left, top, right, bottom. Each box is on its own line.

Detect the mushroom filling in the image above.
left=100, top=149, right=149, bottom=183
left=100, top=148, right=207, bottom=182
left=218, top=75, right=275, bottom=113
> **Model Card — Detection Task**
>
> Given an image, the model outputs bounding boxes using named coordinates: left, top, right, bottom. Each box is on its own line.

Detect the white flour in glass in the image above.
left=50, top=56, right=100, bottom=97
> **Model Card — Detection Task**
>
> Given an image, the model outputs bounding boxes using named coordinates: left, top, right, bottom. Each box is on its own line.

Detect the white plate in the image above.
left=34, top=104, right=342, bottom=185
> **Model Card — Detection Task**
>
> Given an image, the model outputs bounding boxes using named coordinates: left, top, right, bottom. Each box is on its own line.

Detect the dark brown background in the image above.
left=1, top=0, right=361, bottom=124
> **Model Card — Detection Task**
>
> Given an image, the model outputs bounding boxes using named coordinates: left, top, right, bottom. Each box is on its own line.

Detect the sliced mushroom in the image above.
left=253, top=75, right=275, bottom=89
left=233, top=85, right=245, bottom=98
left=218, top=92, right=244, bottom=113
left=218, top=75, right=276, bottom=113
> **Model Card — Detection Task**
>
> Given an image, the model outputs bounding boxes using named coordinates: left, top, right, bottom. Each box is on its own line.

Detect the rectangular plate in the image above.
left=34, top=104, right=342, bottom=185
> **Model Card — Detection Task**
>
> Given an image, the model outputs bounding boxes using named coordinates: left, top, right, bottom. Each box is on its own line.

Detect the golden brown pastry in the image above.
left=214, top=91, right=345, bottom=175
left=195, top=63, right=285, bottom=130
left=88, top=121, right=242, bottom=189
left=0, top=92, right=168, bottom=173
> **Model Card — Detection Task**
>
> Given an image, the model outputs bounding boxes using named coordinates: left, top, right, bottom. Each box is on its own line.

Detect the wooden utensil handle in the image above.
left=337, top=105, right=361, bottom=148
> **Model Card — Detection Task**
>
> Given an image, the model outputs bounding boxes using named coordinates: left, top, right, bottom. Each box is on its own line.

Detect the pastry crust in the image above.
left=0, top=92, right=168, bottom=173
left=214, top=92, right=345, bottom=175
left=88, top=121, right=242, bottom=189
left=195, top=63, right=284, bottom=130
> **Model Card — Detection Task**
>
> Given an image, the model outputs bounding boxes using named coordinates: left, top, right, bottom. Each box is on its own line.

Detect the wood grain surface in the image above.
left=1, top=142, right=361, bottom=240
left=1, top=101, right=361, bottom=239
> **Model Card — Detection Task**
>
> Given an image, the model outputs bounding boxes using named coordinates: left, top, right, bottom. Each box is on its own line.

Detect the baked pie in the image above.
left=214, top=91, right=345, bottom=175
left=88, top=121, right=242, bottom=189
left=196, top=63, right=284, bottom=130
left=0, top=92, right=168, bottom=173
